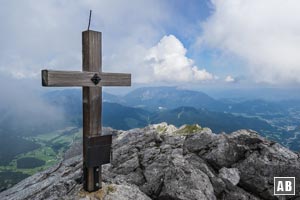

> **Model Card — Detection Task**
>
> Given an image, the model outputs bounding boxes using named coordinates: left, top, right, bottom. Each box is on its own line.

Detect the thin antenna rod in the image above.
left=88, top=10, right=92, bottom=30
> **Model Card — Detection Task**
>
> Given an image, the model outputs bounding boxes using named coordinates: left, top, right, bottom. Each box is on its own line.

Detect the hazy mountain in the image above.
left=44, top=90, right=150, bottom=130
left=43, top=89, right=275, bottom=134
left=202, top=87, right=300, bottom=101
left=123, top=86, right=226, bottom=111
left=224, top=99, right=287, bottom=115
left=43, top=87, right=299, bottom=117
left=103, top=103, right=150, bottom=130
left=1, top=87, right=297, bottom=137
left=44, top=89, right=121, bottom=110
left=151, top=106, right=275, bottom=134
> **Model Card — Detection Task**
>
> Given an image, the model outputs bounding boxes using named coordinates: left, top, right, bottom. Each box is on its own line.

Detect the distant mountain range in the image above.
left=151, top=106, right=275, bottom=134
left=1, top=86, right=299, bottom=149
left=42, top=87, right=279, bottom=134
left=122, top=87, right=226, bottom=111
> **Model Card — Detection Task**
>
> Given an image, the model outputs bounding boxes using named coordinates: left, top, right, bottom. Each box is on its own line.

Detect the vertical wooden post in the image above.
left=82, top=30, right=102, bottom=192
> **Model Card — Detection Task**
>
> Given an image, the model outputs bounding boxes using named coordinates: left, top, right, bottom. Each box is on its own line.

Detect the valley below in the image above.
left=0, top=127, right=82, bottom=191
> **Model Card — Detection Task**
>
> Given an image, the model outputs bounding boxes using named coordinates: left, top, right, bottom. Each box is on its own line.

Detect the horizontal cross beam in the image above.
left=42, top=70, right=131, bottom=87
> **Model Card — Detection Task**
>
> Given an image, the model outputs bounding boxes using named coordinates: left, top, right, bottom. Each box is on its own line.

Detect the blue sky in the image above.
left=1, top=0, right=300, bottom=90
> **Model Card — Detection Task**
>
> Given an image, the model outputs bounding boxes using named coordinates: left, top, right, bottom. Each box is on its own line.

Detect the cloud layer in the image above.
left=201, top=0, right=300, bottom=84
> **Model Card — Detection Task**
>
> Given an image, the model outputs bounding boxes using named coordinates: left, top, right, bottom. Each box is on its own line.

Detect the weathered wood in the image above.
left=41, top=70, right=131, bottom=87
left=82, top=30, right=102, bottom=192
left=41, top=29, right=131, bottom=193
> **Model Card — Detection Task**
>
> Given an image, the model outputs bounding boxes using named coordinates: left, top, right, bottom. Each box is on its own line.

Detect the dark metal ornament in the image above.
left=91, top=74, right=101, bottom=85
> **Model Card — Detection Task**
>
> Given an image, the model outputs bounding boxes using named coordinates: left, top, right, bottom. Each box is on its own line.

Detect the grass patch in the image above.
left=175, top=124, right=203, bottom=135
left=107, top=185, right=116, bottom=194
left=156, top=125, right=168, bottom=133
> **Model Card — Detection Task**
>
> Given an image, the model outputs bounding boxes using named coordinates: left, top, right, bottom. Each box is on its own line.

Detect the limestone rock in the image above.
left=1, top=123, right=300, bottom=200
left=218, top=167, right=240, bottom=186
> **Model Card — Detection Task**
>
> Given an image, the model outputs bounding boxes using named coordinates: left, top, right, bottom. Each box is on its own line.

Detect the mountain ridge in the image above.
left=123, top=86, right=225, bottom=111
left=43, top=89, right=276, bottom=134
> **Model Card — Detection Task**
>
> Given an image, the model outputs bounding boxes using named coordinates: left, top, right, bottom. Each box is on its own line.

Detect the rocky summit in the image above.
left=1, top=123, right=300, bottom=200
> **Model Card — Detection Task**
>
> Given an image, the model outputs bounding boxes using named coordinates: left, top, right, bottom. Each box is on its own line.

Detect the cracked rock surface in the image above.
left=1, top=123, right=300, bottom=200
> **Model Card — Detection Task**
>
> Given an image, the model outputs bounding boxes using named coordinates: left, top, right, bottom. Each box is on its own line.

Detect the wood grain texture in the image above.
left=82, top=30, right=102, bottom=192
left=41, top=30, right=131, bottom=192
left=41, top=70, right=131, bottom=87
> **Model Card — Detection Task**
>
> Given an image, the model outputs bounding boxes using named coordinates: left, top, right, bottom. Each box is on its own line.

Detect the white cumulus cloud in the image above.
left=144, top=35, right=215, bottom=83
left=225, top=75, right=235, bottom=83
left=201, top=0, right=300, bottom=84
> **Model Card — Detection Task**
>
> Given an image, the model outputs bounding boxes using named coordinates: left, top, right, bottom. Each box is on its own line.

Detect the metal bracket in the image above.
left=84, top=134, right=112, bottom=167
left=94, top=166, right=100, bottom=190
left=91, top=73, right=101, bottom=85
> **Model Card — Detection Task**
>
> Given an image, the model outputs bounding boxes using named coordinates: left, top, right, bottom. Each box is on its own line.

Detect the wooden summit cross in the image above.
left=41, top=30, right=131, bottom=192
